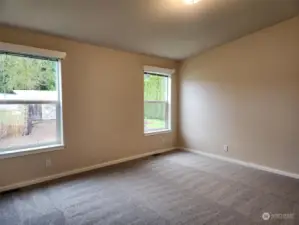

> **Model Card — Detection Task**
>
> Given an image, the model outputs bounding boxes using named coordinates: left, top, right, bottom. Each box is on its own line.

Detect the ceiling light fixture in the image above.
left=184, top=0, right=201, bottom=4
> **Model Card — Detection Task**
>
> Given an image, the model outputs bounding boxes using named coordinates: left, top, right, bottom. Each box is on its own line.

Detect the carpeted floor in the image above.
left=1, top=150, right=299, bottom=225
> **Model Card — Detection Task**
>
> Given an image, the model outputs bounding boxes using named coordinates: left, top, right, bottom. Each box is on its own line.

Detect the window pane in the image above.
left=0, top=104, right=59, bottom=151
left=0, top=53, right=62, bottom=152
left=144, top=102, right=168, bottom=132
left=144, top=74, right=168, bottom=101
left=0, top=53, right=57, bottom=95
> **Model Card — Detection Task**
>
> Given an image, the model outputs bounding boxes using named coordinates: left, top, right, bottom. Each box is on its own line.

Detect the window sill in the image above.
left=144, top=129, right=172, bottom=136
left=0, top=144, right=65, bottom=159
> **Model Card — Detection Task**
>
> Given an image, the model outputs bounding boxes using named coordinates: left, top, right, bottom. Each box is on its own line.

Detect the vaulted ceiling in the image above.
left=0, top=0, right=298, bottom=59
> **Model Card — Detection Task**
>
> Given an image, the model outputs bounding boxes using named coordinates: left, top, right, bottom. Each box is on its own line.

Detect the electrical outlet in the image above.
left=46, top=159, right=52, bottom=168
left=159, top=136, right=165, bottom=144
left=224, top=145, right=229, bottom=152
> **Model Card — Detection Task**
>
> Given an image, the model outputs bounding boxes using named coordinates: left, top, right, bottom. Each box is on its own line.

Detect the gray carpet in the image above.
left=1, top=150, right=299, bottom=225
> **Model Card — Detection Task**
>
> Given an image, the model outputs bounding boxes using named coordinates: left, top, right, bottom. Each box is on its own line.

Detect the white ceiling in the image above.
left=0, top=0, right=298, bottom=60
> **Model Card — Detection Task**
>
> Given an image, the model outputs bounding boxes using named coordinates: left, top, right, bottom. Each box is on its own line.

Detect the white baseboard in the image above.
left=183, top=148, right=299, bottom=180
left=0, top=147, right=176, bottom=193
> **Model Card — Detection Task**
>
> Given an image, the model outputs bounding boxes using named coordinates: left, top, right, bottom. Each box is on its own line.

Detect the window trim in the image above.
left=0, top=43, right=66, bottom=158
left=143, top=66, right=174, bottom=76
left=143, top=66, right=173, bottom=135
left=0, top=144, right=64, bottom=159
left=0, top=42, right=66, bottom=59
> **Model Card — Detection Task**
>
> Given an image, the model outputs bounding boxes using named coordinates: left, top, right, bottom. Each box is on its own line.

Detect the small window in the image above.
left=144, top=67, right=172, bottom=134
left=0, top=44, right=65, bottom=156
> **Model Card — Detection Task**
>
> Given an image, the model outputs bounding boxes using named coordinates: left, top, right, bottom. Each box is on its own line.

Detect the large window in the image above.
left=144, top=66, right=172, bottom=134
left=0, top=42, right=65, bottom=157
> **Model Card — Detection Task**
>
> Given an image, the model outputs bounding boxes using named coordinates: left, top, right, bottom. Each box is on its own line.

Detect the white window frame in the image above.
left=0, top=42, right=66, bottom=159
left=144, top=66, right=174, bottom=135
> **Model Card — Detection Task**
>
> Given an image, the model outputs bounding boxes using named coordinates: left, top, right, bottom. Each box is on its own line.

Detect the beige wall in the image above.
left=179, top=16, right=299, bottom=174
left=0, top=26, right=178, bottom=187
